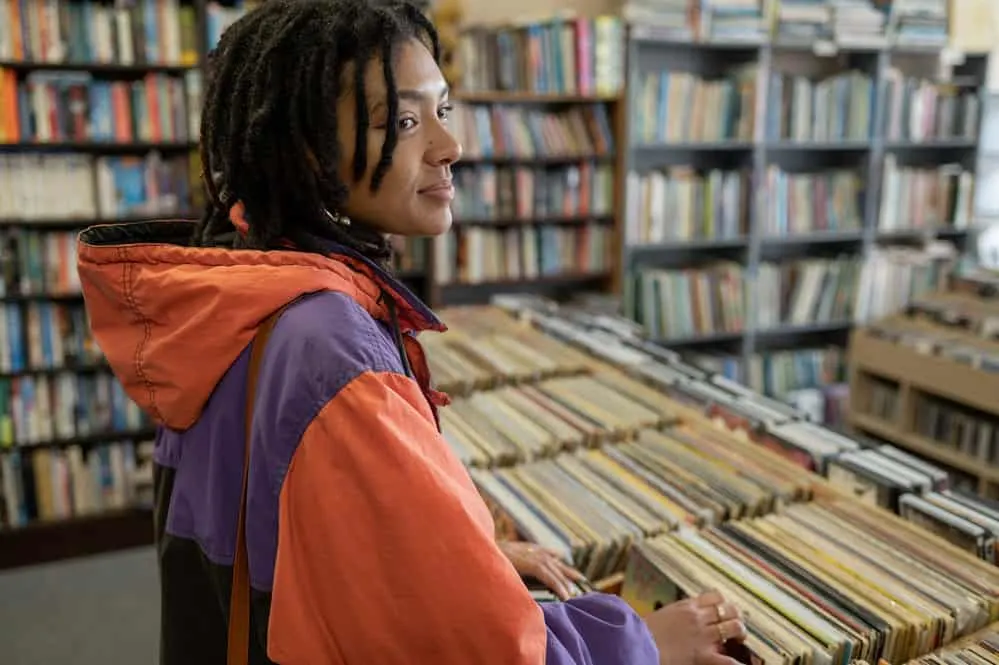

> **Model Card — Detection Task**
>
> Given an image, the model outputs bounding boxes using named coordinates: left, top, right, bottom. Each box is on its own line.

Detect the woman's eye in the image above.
left=399, top=117, right=417, bottom=130
left=438, top=104, right=453, bottom=120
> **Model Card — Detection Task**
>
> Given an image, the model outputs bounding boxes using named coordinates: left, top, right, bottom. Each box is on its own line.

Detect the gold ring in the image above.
left=717, top=604, right=726, bottom=622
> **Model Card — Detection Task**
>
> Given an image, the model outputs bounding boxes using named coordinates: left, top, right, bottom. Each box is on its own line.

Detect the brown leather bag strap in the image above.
left=228, top=309, right=287, bottom=665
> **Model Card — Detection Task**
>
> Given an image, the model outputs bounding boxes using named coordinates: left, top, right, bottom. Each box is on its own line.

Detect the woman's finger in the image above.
left=532, top=561, right=571, bottom=600
left=543, top=559, right=577, bottom=601
left=695, top=589, right=725, bottom=608
left=709, top=619, right=747, bottom=644
left=703, top=601, right=740, bottom=625
left=556, top=559, right=587, bottom=582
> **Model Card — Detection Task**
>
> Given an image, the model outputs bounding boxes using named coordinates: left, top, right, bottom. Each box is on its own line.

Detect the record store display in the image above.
left=470, top=425, right=813, bottom=578
left=626, top=501, right=999, bottom=665
left=428, top=295, right=999, bottom=661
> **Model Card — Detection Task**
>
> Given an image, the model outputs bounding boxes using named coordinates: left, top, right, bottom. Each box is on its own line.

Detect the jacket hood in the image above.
left=77, top=219, right=443, bottom=431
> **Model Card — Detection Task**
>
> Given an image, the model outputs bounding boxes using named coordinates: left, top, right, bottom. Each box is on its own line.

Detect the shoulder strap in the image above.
left=228, top=308, right=287, bottom=665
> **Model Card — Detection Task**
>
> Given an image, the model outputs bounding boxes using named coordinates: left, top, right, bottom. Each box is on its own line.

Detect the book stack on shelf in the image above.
left=428, top=16, right=624, bottom=307
left=888, top=0, right=949, bottom=48
left=831, top=0, right=888, bottom=48
left=0, top=0, right=203, bottom=568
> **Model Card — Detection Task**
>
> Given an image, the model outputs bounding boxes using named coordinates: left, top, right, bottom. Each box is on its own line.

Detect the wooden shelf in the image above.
left=0, top=141, right=197, bottom=153
left=453, top=215, right=614, bottom=226
left=849, top=326, right=999, bottom=417
left=458, top=154, right=614, bottom=166
left=12, top=427, right=158, bottom=450
left=452, top=90, right=621, bottom=104
left=0, top=60, right=197, bottom=75
left=0, top=508, right=154, bottom=570
left=438, top=273, right=611, bottom=307
left=0, top=213, right=198, bottom=228
left=849, top=412, right=999, bottom=485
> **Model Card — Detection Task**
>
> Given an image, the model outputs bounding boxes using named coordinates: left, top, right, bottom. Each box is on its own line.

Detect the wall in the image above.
left=460, top=0, right=620, bottom=26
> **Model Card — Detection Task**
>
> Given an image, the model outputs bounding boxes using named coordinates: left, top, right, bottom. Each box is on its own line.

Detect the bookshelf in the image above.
left=0, top=0, right=218, bottom=566
left=621, top=21, right=989, bottom=390
left=847, top=273, right=999, bottom=498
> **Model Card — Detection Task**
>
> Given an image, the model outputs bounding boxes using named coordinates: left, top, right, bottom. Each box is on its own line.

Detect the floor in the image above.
left=0, top=547, right=159, bottom=665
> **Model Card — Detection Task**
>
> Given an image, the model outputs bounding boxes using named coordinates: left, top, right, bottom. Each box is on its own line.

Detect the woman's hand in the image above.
left=498, top=540, right=587, bottom=601
left=644, top=590, right=747, bottom=665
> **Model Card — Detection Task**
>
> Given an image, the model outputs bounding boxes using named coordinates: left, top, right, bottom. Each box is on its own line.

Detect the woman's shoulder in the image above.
left=262, top=290, right=407, bottom=399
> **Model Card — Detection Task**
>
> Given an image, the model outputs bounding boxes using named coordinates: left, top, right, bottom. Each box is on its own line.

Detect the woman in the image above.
left=76, top=0, right=747, bottom=663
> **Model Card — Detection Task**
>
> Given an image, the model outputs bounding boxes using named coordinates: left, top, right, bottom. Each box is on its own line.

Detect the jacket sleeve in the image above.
left=266, top=369, right=659, bottom=665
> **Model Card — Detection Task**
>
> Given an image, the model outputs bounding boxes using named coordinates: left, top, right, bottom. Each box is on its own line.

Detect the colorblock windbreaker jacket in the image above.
left=76, top=219, right=659, bottom=665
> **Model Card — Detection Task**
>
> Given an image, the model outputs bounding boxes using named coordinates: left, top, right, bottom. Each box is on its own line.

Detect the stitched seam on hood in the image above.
left=120, top=246, right=162, bottom=423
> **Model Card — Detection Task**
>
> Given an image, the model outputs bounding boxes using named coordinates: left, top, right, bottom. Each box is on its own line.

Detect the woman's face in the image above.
left=336, top=38, right=461, bottom=237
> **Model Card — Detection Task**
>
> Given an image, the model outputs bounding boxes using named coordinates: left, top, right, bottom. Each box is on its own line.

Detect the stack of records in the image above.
left=899, top=490, right=999, bottom=565
left=471, top=423, right=814, bottom=578
left=909, top=624, right=999, bottom=665
left=826, top=444, right=950, bottom=511
left=427, top=306, right=594, bottom=394
left=631, top=501, right=999, bottom=665
left=440, top=373, right=676, bottom=467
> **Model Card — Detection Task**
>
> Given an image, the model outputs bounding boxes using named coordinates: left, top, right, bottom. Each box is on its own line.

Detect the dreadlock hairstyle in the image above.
left=192, top=0, right=441, bottom=267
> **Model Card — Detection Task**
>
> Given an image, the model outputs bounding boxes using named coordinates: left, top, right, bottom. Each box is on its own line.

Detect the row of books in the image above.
left=878, top=158, right=975, bottom=232
left=0, top=439, right=153, bottom=528
left=0, top=303, right=100, bottom=373
left=432, top=224, right=611, bottom=285
left=450, top=104, right=614, bottom=160
left=0, top=230, right=81, bottom=295
left=884, top=69, right=981, bottom=142
left=767, top=70, right=875, bottom=142
left=761, top=166, right=864, bottom=235
left=622, top=0, right=902, bottom=46
left=692, top=348, right=850, bottom=426
left=451, top=163, right=614, bottom=222
left=631, top=67, right=757, bottom=144
left=456, top=17, right=625, bottom=96
left=626, top=499, right=998, bottom=665
left=0, top=372, right=149, bottom=447
left=0, top=68, right=201, bottom=144
left=391, top=236, right=429, bottom=273
left=854, top=245, right=956, bottom=322
left=0, top=0, right=199, bottom=66
left=916, top=389, right=999, bottom=466
left=626, top=262, right=746, bottom=341
left=0, top=152, right=197, bottom=220
left=624, top=168, right=751, bottom=244
left=757, top=256, right=862, bottom=327
left=624, top=246, right=954, bottom=340
left=690, top=347, right=847, bottom=401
